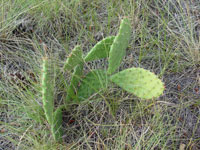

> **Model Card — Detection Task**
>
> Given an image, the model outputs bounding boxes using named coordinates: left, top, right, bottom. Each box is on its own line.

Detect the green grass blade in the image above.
left=84, top=36, right=115, bottom=62
left=107, top=18, right=131, bottom=74
left=110, top=68, right=165, bottom=99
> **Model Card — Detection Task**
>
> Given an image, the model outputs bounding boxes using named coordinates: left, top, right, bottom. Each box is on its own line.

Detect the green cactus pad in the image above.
left=41, top=57, right=54, bottom=125
left=84, top=36, right=115, bottom=62
left=52, top=106, right=64, bottom=142
left=110, top=68, right=164, bottom=99
left=66, top=64, right=83, bottom=102
left=64, top=45, right=83, bottom=72
left=77, top=70, right=108, bottom=101
left=107, top=18, right=131, bottom=74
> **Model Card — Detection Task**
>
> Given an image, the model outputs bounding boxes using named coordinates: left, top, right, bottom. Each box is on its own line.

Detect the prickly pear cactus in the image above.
left=66, top=64, right=83, bottom=102
left=110, top=68, right=164, bottom=99
left=64, top=45, right=83, bottom=71
left=85, top=36, right=115, bottom=62
left=107, top=18, right=131, bottom=74
left=77, top=70, right=108, bottom=101
left=51, top=105, right=64, bottom=142
left=41, top=57, right=54, bottom=125
left=42, top=58, right=63, bottom=142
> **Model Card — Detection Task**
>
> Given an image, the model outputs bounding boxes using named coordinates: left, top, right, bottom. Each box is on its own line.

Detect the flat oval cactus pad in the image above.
left=110, top=68, right=164, bottom=99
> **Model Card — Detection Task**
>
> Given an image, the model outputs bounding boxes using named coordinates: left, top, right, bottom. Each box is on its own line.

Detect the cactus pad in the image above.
left=110, top=68, right=164, bottom=99
left=41, top=57, right=54, bottom=125
left=85, top=36, right=115, bottom=62
left=64, top=45, right=83, bottom=71
left=77, top=70, right=108, bottom=101
left=52, top=106, right=64, bottom=142
left=66, top=64, right=83, bottom=102
left=107, top=18, right=131, bottom=74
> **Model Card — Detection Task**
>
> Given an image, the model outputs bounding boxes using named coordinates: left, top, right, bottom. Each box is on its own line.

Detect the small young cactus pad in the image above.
left=77, top=70, right=108, bottom=101
left=41, top=57, right=54, bottom=125
left=52, top=106, right=64, bottom=142
left=107, top=18, right=131, bottom=74
left=110, top=68, right=164, bottom=99
left=66, top=64, right=83, bottom=102
left=64, top=45, right=83, bottom=71
left=84, top=36, right=115, bottom=62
